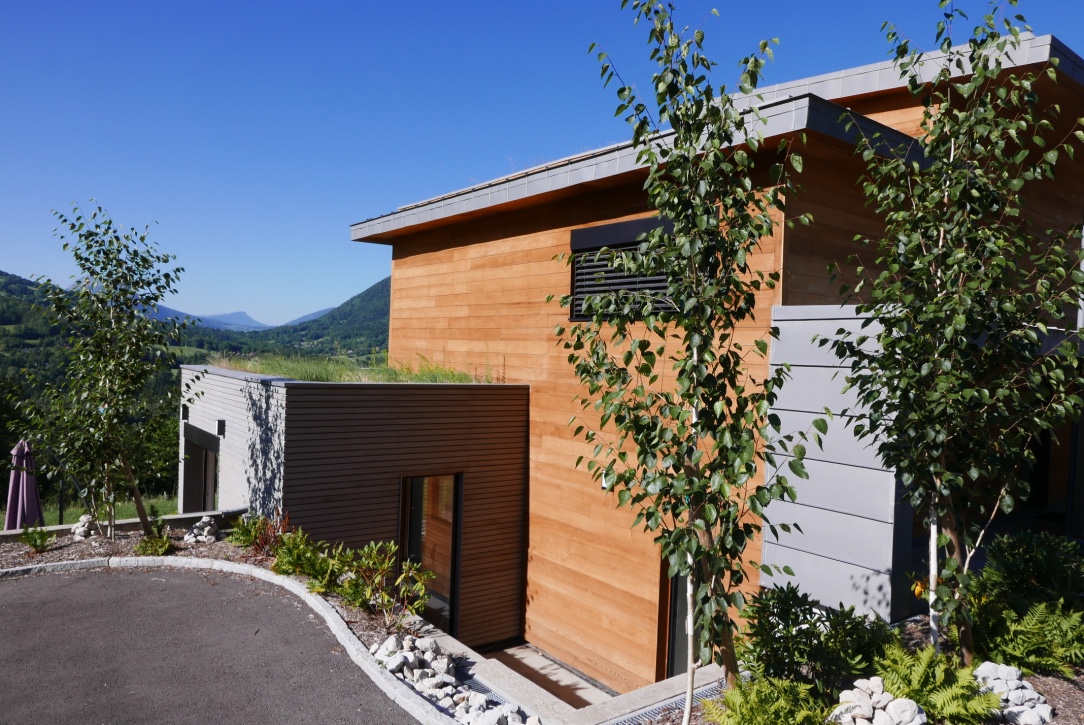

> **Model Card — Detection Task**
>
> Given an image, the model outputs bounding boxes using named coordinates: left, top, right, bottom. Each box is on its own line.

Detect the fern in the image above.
left=876, top=644, right=999, bottom=725
left=701, top=677, right=827, bottom=725
left=983, top=600, right=1084, bottom=678
left=270, top=528, right=324, bottom=576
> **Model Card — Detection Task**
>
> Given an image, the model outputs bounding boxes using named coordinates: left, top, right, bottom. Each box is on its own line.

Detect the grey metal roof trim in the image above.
left=351, top=34, right=1076, bottom=242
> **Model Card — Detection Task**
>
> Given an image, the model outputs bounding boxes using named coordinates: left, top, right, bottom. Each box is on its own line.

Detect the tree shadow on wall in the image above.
left=244, top=380, right=285, bottom=518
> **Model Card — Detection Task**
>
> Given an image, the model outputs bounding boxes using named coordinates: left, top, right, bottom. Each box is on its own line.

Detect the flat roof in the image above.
left=351, top=34, right=1080, bottom=243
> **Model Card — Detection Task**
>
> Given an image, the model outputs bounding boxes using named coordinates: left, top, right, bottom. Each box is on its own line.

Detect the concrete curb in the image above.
left=1, top=556, right=457, bottom=725
left=0, top=557, right=111, bottom=578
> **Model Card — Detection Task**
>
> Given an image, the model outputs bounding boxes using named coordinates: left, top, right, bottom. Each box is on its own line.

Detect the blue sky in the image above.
left=3, top=1, right=1083, bottom=325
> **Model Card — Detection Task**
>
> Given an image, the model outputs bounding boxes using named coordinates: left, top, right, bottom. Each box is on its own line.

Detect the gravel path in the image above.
left=0, top=567, right=418, bottom=724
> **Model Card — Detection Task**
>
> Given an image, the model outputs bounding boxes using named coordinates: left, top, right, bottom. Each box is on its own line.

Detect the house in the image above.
left=344, top=34, right=1084, bottom=695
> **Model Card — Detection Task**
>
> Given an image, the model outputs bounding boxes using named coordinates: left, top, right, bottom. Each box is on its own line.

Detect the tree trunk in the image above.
left=942, top=501, right=974, bottom=664
left=683, top=569, right=695, bottom=725
left=929, top=514, right=940, bottom=653
left=123, top=461, right=154, bottom=537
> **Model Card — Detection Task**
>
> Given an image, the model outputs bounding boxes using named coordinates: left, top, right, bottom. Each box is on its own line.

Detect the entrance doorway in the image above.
left=402, top=474, right=461, bottom=635
left=181, top=423, right=219, bottom=513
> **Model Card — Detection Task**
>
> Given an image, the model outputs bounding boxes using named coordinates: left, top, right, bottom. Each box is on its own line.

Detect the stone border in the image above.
left=0, top=556, right=726, bottom=725
left=0, top=508, right=247, bottom=544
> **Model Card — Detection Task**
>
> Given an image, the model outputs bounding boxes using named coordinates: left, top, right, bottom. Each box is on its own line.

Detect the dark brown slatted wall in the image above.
left=280, top=382, right=529, bottom=648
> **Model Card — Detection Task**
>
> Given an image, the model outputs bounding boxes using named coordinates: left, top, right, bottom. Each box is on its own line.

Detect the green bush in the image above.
left=701, top=677, right=826, bottom=725
left=134, top=505, right=174, bottom=556
left=338, top=541, right=434, bottom=631
left=968, top=530, right=1084, bottom=673
left=227, top=514, right=268, bottom=548
left=19, top=525, right=56, bottom=554
left=972, top=530, right=1084, bottom=613
left=135, top=535, right=174, bottom=556
left=271, top=528, right=324, bottom=576
left=741, top=583, right=896, bottom=704
left=875, top=644, right=1000, bottom=725
left=980, top=600, right=1084, bottom=677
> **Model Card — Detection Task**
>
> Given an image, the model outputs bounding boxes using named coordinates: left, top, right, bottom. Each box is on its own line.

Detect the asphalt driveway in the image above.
left=0, top=567, right=418, bottom=724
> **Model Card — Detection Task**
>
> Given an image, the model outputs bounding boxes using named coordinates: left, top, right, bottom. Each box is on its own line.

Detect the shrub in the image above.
left=135, top=535, right=174, bottom=556
left=741, top=582, right=896, bottom=704
left=701, top=677, right=826, bottom=725
left=339, top=541, right=434, bottom=631
left=19, top=525, right=56, bottom=554
left=968, top=530, right=1084, bottom=673
left=270, top=528, right=324, bottom=576
left=875, top=644, right=1000, bottom=725
left=306, top=542, right=354, bottom=594
left=228, top=510, right=291, bottom=556
left=135, top=504, right=174, bottom=556
left=980, top=600, right=1084, bottom=678
left=972, top=530, right=1084, bottom=614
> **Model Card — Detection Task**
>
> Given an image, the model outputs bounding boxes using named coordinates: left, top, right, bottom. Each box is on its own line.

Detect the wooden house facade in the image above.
left=337, top=35, right=1084, bottom=694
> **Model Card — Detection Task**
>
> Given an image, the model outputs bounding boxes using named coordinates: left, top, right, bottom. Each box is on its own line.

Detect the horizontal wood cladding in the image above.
left=279, top=382, right=529, bottom=649
left=385, top=180, right=783, bottom=692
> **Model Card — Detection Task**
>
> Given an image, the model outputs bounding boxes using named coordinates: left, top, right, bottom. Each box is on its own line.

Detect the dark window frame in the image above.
left=568, top=216, right=674, bottom=322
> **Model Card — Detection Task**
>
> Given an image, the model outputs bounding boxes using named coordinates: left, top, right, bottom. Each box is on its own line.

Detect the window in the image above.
left=403, top=474, right=461, bottom=634
left=569, top=216, right=674, bottom=321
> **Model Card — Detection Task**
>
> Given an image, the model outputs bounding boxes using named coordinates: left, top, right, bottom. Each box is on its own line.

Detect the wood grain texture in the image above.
left=384, top=176, right=785, bottom=692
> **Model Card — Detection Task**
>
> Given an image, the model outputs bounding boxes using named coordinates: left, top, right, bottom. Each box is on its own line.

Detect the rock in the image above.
left=439, top=696, right=456, bottom=710
left=468, top=692, right=490, bottom=708
left=998, top=664, right=1024, bottom=682
left=416, top=637, right=441, bottom=654
left=886, top=698, right=919, bottom=724
left=382, top=635, right=401, bottom=652
left=383, top=653, right=407, bottom=674
left=432, top=656, right=453, bottom=675
left=849, top=689, right=874, bottom=719
left=854, top=679, right=872, bottom=694
left=973, top=661, right=1001, bottom=680
left=476, top=711, right=506, bottom=725
left=873, top=711, right=893, bottom=725
left=526, top=717, right=542, bottom=725
left=1033, top=703, right=1054, bottom=722
left=869, top=676, right=885, bottom=695
left=871, top=692, right=894, bottom=709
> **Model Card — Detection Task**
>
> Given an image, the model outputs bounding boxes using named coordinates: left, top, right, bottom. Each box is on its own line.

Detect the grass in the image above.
left=2, top=496, right=178, bottom=528
left=207, top=354, right=502, bottom=384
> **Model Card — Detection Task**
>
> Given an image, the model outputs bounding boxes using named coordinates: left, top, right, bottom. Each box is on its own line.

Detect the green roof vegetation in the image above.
left=207, top=354, right=501, bottom=384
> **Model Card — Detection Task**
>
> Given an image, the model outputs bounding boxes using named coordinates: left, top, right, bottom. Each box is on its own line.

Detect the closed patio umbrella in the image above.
left=5, top=440, right=45, bottom=530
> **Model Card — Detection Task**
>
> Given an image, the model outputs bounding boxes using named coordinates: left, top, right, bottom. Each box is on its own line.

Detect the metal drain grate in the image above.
left=607, top=681, right=724, bottom=725
left=453, top=664, right=509, bottom=706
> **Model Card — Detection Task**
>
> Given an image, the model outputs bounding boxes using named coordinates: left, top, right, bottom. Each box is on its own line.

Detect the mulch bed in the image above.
left=0, top=527, right=398, bottom=649
left=3, top=531, right=1083, bottom=723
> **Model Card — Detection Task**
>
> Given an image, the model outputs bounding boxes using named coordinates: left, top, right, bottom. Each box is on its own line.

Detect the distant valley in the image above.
left=0, top=268, right=391, bottom=358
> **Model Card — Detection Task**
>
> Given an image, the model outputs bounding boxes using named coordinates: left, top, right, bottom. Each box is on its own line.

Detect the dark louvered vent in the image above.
left=569, top=216, right=674, bottom=321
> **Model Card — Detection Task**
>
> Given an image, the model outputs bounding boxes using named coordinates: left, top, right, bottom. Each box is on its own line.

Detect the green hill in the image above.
left=247, top=276, right=390, bottom=355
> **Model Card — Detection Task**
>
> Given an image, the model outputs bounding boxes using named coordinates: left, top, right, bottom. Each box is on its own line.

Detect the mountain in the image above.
left=247, top=276, right=390, bottom=355
left=198, top=311, right=271, bottom=331
left=284, top=307, right=335, bottom=326
left=149, top=305, right=270, bottom=332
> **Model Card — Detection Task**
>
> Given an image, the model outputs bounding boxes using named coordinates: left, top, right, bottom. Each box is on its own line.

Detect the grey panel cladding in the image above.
left=764, top=306, right=909, bottom=620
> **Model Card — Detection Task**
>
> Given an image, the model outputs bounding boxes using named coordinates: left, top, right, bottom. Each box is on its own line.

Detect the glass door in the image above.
left=403, top=474, right=460, bottom=634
